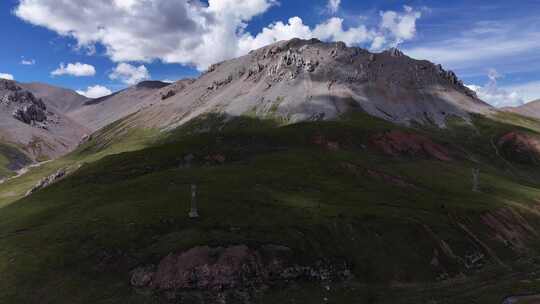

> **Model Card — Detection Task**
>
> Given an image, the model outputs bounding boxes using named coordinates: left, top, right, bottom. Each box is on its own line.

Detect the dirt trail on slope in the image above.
left=0, top=160, right=51, bottom=185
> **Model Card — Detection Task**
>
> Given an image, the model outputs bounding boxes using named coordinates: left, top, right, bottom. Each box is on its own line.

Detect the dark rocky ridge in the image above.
left=0, top=80, right=50, bottom=127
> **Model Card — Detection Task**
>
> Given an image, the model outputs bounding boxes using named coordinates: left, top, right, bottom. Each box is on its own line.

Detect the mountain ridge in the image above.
left=20, top=82, right=89, bottom=113
left=0, top=79, right=89, bottom=165
left=124, top=38, right=493, bottom=132
left=503, top=99, right=540, bottom=119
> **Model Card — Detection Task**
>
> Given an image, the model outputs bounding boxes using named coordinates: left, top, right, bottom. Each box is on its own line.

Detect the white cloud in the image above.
left=313, top=18, right=372, bottom=46
left=21, top=58, right=36, bottom=65
left=109, top=63, right=150, bottom=85
left=238, top=6, right=420, bottom=55
left=374, top=5, right=421, bottom=49
left=0, top=73, right=14, bottom=80
left=466, top=69, right=525, bottom=108
left=76, top=85, right=112, bottom=98
left=502, top=81, right=540, bottom=103
left=327, top=0, right=341, bottom=14
left=51, top=62, right=96, bottom=77
left=15, top=1, right=422, bottom=71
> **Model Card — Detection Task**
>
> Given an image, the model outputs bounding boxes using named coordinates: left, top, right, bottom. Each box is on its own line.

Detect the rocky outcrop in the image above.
left=0, top=80, right=51, bottom=127
left=25, top=168, right=66, bottom=196
left=13, top=104, right=48, bottom=126
left=130, top=245, right=351, bottom=302
left=497, top=131, right=540, bottom=164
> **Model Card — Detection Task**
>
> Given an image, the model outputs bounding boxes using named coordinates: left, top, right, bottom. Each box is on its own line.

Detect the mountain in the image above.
left=20, top=82, right=90, bottom=113
left=68, top=80, right=175, bottom=131
left=0, top=79, right=174, bottom=177
left=0, top=38, right=496, bottom=173
left=503, top=99, right=540, bottom=119
left=0, top=79, right=89, bottom=171
left=3, top=39, right=540, bottom=304
left=125, top=39, right=493, bottom=132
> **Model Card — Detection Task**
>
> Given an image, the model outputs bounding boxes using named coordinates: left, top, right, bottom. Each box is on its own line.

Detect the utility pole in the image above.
left=184, top=154, right=199, bottom=219
left=472, top=168, right=480, bottom=192
left=189, top=184, right=199, bottom=219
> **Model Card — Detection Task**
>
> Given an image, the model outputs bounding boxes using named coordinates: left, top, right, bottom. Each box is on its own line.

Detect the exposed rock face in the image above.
left=497, top=131, right=540, bottom=164
left=129, top=38, right=492, bottom=131
left=13, top=104, right=48, bottom=126
left=25, top=168, right=66, bottom=196
left=0, top=83, right=49, bottom=127
left=369, top=130, right=452, bottom=161
left=131, top=245, right=351, bottom=302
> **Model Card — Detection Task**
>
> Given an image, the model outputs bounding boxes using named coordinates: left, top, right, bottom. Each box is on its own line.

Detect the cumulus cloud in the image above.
left=15, top=1, right=422, bottom=70
left=327, top=0, right=341, bottom=14
left=109, top=63, right=150, bottom=85
left=76, top=85, right=112, bottom=98
left=238, top=6, right=420, bottom=55
left=0, top=73, right=14, bottom=80
left=371, top=5, right=422, bottom=50
left=466, top=69, right=525, bottom=108
left=51, top=62, right=96, bottom=77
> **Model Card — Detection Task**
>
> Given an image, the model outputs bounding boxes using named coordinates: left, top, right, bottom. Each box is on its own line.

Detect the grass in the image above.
left=2, top=112, right=540, bottom=303
left=0, top=142, right=32, bottom=179
left=0, top=116, right=160, bottom=208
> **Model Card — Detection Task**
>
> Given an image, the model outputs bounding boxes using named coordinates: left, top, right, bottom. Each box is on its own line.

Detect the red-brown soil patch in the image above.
left=312, top=135, right=340, bottom=151
left=369, top=130, right=451, bottom=161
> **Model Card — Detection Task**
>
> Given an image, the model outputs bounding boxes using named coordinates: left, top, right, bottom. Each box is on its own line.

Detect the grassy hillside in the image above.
left=0, top=142, right=31, bottom=179
left=2, top=112, right=540, bottom=303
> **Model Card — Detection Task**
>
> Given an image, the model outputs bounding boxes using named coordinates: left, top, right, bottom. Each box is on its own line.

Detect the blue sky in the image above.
left=1, top=0, right=539, bottom=106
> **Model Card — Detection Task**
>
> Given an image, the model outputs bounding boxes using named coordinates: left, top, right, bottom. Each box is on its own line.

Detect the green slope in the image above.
left=2, top=112, right=540, bottom=303
left=0, top=142, right=31, bottom=179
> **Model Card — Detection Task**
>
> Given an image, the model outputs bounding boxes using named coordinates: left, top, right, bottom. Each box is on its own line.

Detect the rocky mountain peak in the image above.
left=0, top=79, right=52, bottom=128
left=149, top=38, right=490, bottom=129
left=384, top=47, right=405, bottom=57
left=204, top=39, right=477, bottom=100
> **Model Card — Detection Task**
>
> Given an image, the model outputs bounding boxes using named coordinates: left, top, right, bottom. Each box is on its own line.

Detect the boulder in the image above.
left=131, top=245, right=352, bottom=302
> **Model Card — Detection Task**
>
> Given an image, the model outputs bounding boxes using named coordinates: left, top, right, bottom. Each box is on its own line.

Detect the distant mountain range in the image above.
left=503, top=99, right=540, bottom=119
